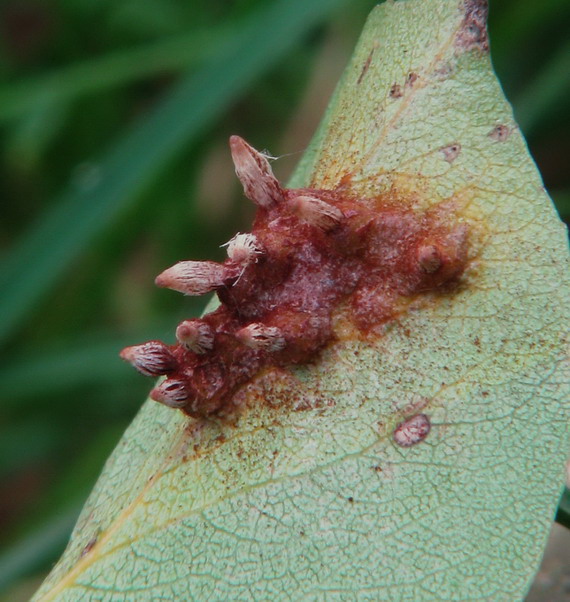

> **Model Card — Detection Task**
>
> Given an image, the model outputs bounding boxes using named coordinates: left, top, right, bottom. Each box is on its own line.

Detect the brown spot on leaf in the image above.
left=389, top=83, right=403, bottom=99
left=80, top=534, right=98, bottom=557
left=357, top=47, right=375, bottom=85
left=456, top=0, right=489, bottom=53
left=433, top=61, right=455, bottom=80
left=440, top=143, right=461, bottom=163
left=406, top=72, right=418, bottom=87
left=489, top=124, right=510, bottom=142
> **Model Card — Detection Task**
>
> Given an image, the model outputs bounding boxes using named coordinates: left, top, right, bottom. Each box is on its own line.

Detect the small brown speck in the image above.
left=347, top=497, right=354, bottom=503
left=389, top=83, right=403, bottom=99
left=406, top=72, right=418, bottom=87
left=489, top=124, right=510, bottom=142
left=81, top=535, right=98, bottom=557
left=440, top=143, right=461, bottom=163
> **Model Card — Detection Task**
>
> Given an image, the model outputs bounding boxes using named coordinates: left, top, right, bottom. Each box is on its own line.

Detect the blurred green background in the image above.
left=0, top=0, right=568, bottom=598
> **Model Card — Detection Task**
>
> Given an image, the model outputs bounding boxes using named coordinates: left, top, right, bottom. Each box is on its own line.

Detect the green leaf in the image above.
left=33, top=1, right=570, bottom=599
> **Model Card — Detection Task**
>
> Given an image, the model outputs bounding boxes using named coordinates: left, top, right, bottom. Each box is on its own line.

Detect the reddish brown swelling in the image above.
left=121, top=137, right=469, bottom=418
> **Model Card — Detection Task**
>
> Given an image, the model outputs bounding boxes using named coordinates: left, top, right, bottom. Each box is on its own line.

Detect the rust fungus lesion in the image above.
left=440, top=142, right=462, bottom=163
left=488, top=124, right=510, bottom=142
left=405, top=71, right=418, bottom=88
left=393, top=413, right=431, bottom=447
left=455, top=0, right=489, bottom=53
left=120, top=137, right=470, bottom=419
left=80, top=533, right=99, bottom=558
left=389, top=83, right=403, bottom=99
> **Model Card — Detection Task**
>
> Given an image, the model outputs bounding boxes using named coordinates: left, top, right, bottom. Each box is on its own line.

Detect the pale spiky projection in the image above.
left=229, top=136, right=283, bottom=208
left=289, top=195, right=344, bottom=230
left=223, top=233, right=263, bottom=266
left=120, top=136, right=469, bottom=418
left=120, top=341, right=177, bottom=377
left=175, top=320, right=214, bottom=354
left=155, top=261, right=234, bottom=296
left=150, top=378, right=192, bottom=409
left=235, top=323, right=286, bottom=352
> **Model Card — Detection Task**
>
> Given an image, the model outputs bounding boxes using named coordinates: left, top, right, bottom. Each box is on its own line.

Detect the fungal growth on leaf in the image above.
left=120, top=136, right=469, bottom=418
left=393, top=413, right=431, bottom=447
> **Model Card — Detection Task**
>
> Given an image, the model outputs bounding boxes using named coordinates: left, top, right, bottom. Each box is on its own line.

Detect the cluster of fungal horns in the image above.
left=121, top=136, right=468, bottom=418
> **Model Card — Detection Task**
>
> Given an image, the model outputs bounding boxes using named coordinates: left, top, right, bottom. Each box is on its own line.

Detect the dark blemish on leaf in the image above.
left=389, top=83, right=403, bottom=99
left=440, top=143, right=461, bottom=163
left=406, top=72, right=418, bottom=88
left=393, top=413, right=431, bottom=447
left=433, top=61, right=454, bottom=80
left=456, top=0, right=489, bottom=53
left=357, top=47, right=375, bottom=85
left=120, top=137, right=470, bottom=419
left=80, top=534, right=98, bottom=557
left=489, top=124, right=510, bottom=142
left=232, top=367, right=323, bottom=414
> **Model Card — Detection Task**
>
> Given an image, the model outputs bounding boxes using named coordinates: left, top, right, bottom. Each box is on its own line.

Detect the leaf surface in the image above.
left=34, top=0, right=570, bottom=599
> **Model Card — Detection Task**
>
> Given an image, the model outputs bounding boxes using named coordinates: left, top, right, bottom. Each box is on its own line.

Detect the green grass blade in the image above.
left=0, top=27, right=230, bottom=122
left=0, top=0, right=347, bottom=347
left=513, top=39, right=570, bottom=134
left=555, top=487, right=570, bottom=530
left=490, top=0, right=568, bottom=58
left=551, top=189, right=570, bottom=219
left=0, top=508, right=80, bottom=593
left=0, top=327, right=175, bottom=408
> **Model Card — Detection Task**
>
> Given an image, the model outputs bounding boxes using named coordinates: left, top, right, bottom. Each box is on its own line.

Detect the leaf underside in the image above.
left=34, top=0, right=570, bottom=600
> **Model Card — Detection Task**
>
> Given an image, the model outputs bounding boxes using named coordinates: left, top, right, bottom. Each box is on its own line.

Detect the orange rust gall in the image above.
left=120, top=136, right=470, bottom=419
